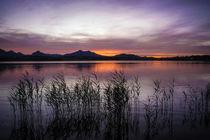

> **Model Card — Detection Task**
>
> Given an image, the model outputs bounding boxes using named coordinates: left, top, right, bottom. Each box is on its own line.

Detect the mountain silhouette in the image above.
left=113, top=54, right=141, bottom=59
left=32, top=51, right=61, bottom=57
left=1, top=48, right=209, bottom=61
left=64, top=50, right=102, bottom=57
left=0, top=49, right=24, bottom=57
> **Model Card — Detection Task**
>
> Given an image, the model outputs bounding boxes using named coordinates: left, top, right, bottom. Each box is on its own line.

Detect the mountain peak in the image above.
left=32, top=51, right=61, bottom=57
left=0, top=49, right=24, bottom=57
left=64, top=50, right=101, bottom=57
left=0, top=49, right=6, bottom=53
left=32, top=51, right=44, bottom=56
left=114, top=53, right=141, bottom=59
left=33, top=51, right=41, bottom=54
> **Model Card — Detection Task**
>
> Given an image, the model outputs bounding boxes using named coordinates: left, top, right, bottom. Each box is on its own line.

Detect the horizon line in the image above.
left=1, top=48, right=209, bottom=58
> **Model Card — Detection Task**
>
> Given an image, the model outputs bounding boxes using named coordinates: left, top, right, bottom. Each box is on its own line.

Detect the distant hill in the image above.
left=64, top=50, right=102, bottom=57
left=0, top=48, right=154, bottom=61
left=32, top=51, right=61, bottom=57
left=113, top=54, right=141, bottom=59
left=0, top=48, right=210, bottom=61
left=0, top=49, right=24, bottom=58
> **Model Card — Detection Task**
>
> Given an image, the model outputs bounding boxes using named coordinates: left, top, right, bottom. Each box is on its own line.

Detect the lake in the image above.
left=0, top=61, right=210, bottom=140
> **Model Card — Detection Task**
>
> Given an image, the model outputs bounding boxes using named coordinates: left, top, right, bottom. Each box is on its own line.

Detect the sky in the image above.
left=0, top=0, right=210, bottom=57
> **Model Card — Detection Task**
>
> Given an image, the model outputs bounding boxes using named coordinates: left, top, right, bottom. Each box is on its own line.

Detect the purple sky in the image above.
left=0, top=0, right=210, bottom=56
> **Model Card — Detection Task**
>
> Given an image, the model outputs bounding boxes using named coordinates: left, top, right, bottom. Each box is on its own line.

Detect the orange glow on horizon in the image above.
left=142, top=53, right=194, bottom=58
left=3, top=48, right=205, bottom=58
left=92, top=50, right=187, bottom=58
left=92, top=49, right=126, bottom=56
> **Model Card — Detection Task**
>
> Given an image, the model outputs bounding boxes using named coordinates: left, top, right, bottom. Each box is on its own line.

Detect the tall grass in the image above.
left=8, top=71, right=210, bottom=140
left=143, top=79, right=175, bottom=139
left=45, top=73, right=72, bottom=115
left=104, top=71, right=129, bottom=114
left=9, top=72, right=44, bottom=113
left=8, top=72, right=45, bottom=140
left=182, top=83, right=210, bottom=128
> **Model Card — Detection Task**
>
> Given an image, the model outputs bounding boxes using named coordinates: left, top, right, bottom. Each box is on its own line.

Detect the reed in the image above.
left=8, top=71, right=210, bottom=140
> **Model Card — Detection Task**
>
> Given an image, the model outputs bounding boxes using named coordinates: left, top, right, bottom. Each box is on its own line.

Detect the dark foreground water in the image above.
left=0, top=61, right=210, bottom=140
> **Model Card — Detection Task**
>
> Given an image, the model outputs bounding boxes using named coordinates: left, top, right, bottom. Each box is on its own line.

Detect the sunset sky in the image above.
left=0, top=0, right=210, bottom=57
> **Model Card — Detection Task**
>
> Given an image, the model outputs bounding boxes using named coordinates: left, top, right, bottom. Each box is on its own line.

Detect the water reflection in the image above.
left=1, top=61, right=210, bottom=87
left=1, top=61, right=210, bottom=139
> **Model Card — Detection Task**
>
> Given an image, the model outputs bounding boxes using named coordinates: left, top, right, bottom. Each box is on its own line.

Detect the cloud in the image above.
left=1, top=29, right=210, bottom=56
left=0, top=0, right=210, bottom=56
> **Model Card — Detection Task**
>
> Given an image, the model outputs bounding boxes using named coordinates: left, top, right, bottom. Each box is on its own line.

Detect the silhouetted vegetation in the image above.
left=8, top=72, right=210, bottom=140
left=182, top=84, right=210, bottom=128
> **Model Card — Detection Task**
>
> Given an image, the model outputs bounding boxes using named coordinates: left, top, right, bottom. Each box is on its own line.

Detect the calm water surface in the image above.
left=0, top=61, right=210, bottom=140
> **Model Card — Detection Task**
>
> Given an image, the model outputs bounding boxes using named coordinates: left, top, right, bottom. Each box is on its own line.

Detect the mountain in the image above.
left=113, top=54, right=141, bottom=59
left=64, top=50, right=102, bottom=57
left=2, top=48, right=209, bottom=61
left=32, top=51, right=61, bottom=57
left=0, top=49, right=24, bottom=57
left=0, top=48, right=153, bottom=60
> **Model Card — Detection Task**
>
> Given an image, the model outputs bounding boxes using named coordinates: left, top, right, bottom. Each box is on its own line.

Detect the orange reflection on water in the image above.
left=93, top=63, right=123, bottom=72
